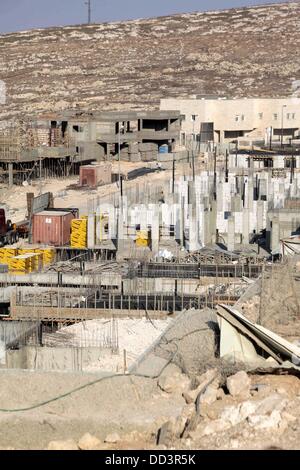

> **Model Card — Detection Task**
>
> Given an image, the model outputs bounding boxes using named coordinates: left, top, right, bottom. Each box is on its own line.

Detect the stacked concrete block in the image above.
left=119, top=145, right=141, bottom=162
left=139, top=142, right=158, bottom=162
left=130, top=153, right=142, bottom=163
left=128, top=143, right=141, bottom=162
left=120, top=146, right=130, bottom=162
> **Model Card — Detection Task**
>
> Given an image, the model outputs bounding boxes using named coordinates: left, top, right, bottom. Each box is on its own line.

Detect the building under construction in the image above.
left=0, top=110, right=182, bottom=186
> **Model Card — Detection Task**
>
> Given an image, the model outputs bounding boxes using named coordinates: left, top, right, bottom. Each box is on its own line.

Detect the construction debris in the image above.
left=217, top=304, right=300, bottom=368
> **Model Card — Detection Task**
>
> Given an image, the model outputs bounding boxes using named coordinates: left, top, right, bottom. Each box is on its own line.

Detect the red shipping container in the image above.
left=79, top=163, right=112, bottom=187
left=32, top=210, right=75, bottom=246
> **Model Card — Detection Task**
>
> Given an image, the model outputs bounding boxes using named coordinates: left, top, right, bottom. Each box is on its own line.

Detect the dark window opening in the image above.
left=62, top=121, right=68, bottom=137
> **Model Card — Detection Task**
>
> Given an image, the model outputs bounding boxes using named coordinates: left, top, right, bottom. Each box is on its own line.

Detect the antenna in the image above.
left=85, top=0, right=91, bottom=24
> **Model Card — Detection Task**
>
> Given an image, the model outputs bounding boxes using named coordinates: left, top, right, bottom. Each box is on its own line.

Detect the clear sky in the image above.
left=0, top=0, right=284, bottom=34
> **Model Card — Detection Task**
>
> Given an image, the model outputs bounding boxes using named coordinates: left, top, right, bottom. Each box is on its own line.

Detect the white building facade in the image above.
left=160, top=97, right=300, bottom=145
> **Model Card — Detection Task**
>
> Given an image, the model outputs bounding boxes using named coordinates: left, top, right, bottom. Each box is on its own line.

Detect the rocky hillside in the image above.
left=0, top=2, right=300, bottom=122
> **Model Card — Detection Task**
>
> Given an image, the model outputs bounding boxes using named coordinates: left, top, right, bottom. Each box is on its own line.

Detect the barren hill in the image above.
left=0, top=2, right=300, bottom=122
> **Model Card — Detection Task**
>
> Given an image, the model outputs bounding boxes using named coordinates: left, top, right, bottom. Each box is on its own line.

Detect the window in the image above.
left=287, top=113, right=290, bottom=120
left=73, top=125, right=84, bottom=132
left=258, top=113, right=263, bottom=119
left=273, top=113, right=278, bottom=120
left=235, top=115, right=239, bottom=122
left=241, top=115, right=245, bottom=121
left=181, top=132, right=186, bottom=146
left=292, top=113, right=295, bottom=120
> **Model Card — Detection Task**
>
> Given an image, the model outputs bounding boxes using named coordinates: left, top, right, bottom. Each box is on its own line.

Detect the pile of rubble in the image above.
left=155, top=367, right=300, bottom=450
left=43, top=366, right=300, bottom=450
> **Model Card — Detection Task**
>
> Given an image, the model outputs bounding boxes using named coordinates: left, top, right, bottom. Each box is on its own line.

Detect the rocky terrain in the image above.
left=0, top=2, right=300, bottom=123
left=0, top=365, right=299, bottom=450
left=0, top=307, right=299, bottom=450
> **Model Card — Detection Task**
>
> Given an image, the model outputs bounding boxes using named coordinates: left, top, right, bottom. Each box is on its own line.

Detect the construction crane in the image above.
left=85, top=0, right=92, bottom=24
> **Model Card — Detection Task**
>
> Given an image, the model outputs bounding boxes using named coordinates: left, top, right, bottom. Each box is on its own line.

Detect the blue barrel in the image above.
left=159, top=144, right=169, bottom=154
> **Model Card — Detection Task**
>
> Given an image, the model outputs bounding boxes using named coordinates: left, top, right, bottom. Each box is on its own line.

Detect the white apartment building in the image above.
left=160, top=97, right=300, bottom=145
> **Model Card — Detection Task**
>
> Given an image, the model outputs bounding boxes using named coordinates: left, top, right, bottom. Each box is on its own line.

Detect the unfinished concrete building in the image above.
left=0, top=110, right=182, bottom=186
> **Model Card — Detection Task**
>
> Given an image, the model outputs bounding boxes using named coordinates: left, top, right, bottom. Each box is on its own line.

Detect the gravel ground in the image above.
left=0, top=369, right=184, bottom=449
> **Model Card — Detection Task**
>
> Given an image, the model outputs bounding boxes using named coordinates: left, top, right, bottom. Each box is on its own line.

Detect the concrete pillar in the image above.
left=140, top=205, right=148, bottom=231
left=256, top=201, right=264, bottom=233
left=242, top=209, right=250, bottom=244
left=8, top=163, right=13, bottom=188
left=189, top=211, right=199, bottom=251
left=210, top=199, right=217, bottom=244
left=175, top=200, right=184, bottom=247
left=117, top=208, right=124, bottom=251
left=216, top=182, right=223, bottom=212
left=151, top=208, right=159, bottom=254
left=109, top=206, right=117, bottom=240
left=227, top=216, right=235, bottom=252
left=247, top=178, right=254, bottom=211
left=271, top=216, right=280, bottom=253
left=231, top=195, right=242, bottom=212
left=188, top=181, right=196, bottom=205
left=87, top=214, right=95, bottom=248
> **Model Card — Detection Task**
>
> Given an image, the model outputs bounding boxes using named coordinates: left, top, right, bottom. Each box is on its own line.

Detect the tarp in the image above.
left=217, top=304, right=300, bottom=368
left=281, top=235, right=300, bottom=256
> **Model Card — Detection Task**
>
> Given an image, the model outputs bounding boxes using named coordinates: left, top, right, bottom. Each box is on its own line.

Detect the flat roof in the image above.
left=34, top=210, right=71, bottom=216
left=37, top=109, right=182, bottom=123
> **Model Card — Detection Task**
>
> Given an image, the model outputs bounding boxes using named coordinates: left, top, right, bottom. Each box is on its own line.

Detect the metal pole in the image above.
left=118, top=122, right=121, bottom=192
left=172, top=153, right=175, bottom=193
left=281, top=105, right=286, bottom=149
left=281, top=107, right=283, bottom=148
left=86, top=0, right=91, bottom=24
left=39, top=155, right=42, bottom=195
left=213, top=146, right=217, bottom=200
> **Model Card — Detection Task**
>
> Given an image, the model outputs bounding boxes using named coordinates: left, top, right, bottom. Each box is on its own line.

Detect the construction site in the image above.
left=0, top=104, right=299, bottom=450
left=0, top=1, right=299, bottom=452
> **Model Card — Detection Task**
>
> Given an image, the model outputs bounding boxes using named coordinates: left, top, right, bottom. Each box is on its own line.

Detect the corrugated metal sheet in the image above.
left=32, top=211, right=75, bottom=246
left=32, top=192, right=52, bottom=214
